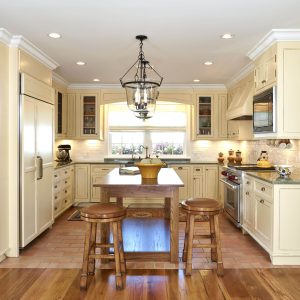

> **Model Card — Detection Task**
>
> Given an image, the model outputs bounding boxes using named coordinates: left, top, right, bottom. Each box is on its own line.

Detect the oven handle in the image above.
left=219, top=178, right=239, bottom=190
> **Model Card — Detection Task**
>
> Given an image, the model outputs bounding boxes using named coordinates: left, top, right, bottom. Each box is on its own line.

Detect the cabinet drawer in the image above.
left=61, top=186, right=71, bottom=198
left=61, top=195, right=72, bottom=209
left=193, top=166, right=204, bottom=174
left=255, top=181, right=273, bottom=199
left=54, top=199, right=62, bottom=215
left=61, top=167, right=71, bottom=179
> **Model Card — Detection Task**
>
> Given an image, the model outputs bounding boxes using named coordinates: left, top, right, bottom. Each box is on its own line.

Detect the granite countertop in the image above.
left=54, top=159, right=219, bottom=169
left=246, top=171, right=300, bottom=184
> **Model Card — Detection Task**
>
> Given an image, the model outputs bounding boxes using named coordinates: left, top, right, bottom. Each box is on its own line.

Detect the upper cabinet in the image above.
left=249, top=41, right=300, bottom=138
left=192, top=92, right=227, bottom=140
left=54, top=90, right=104, bottom=140
left=80, top=94, right=99, bottom=138
left=254, top=45, right=277, bottom=94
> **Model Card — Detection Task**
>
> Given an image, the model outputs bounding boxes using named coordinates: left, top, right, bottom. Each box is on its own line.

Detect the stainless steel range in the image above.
left=220, top=164, right=275, bottom=228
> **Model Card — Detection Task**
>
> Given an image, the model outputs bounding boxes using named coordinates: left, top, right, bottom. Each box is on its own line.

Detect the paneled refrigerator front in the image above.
left=20, top=73, right=54, bottom=247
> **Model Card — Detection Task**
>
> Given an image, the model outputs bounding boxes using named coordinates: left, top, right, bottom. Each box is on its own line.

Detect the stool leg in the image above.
left=185, top=214, right=195, bottom=276
left=209, top=216, right=217, bottom=262
left=80, top=222, right=92, bottom=290
left=112, top=221, right=123, bottom=290
left=88, top=222, right=97, bottom=275
left=214, top=214, right=224, bottom=276
left=182, top=212, right=190, bottom=262
left=117, top=220, right=126, bottom=274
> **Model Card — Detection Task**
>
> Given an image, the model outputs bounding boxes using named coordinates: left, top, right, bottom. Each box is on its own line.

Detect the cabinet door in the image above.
left=74, top=164, right=90, bottom=202
left=171, top=165, right=191, bottom=201
left=265, top=54, right=277, bottom=87
left=55, top=91, right=67, bottom=138
left=67, top=94, right=76, bottom=137
left=80, top=94, right=99, bottom=138
left=218, top=94, right=227, bottom=139
left=255, top=195, right=272, bottom=248
left=243, top=178, right=254, bottom=230
left=193, top=176, right=204, bottom=198
left=196, top=95, right=214, bottom=138
left=204, top=166, right=218, bottom=199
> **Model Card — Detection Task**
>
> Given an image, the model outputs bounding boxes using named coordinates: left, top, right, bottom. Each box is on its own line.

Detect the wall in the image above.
left=239, top=140, right=300, bottom=167
left=0, top=41, right=10, bottom=261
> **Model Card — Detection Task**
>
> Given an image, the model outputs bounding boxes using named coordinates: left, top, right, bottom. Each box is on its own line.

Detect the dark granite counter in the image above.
left=246, top=171, right=300, bottom=184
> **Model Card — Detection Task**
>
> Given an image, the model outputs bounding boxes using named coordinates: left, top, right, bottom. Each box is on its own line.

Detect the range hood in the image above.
left=226, top=80, right=254, bottom=120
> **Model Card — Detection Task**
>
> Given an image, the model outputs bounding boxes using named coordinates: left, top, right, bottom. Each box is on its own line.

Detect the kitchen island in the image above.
left=93, top=168, right=184, bottom=263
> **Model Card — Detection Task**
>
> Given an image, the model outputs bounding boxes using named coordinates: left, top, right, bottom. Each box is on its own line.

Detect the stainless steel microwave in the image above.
left=253, top=86, right=276, bottom=133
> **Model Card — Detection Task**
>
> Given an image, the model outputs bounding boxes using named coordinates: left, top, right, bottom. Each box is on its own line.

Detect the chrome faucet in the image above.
left=140, top=145, right=149, bottom=159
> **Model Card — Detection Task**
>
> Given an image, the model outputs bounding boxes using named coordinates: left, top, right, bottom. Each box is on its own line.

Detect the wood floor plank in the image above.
left=257, top=268, right=299, bottom=300
left=0, top=269, right=45, bottom=300
left=200, top=270, right=225, bottom=300
left=20, top=269, right=78, bottom=300
left=184, top=270, right=209, bottom=300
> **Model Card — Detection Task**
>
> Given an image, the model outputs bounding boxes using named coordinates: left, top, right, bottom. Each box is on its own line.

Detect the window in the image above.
left=108, top=102, right=188, bottom=158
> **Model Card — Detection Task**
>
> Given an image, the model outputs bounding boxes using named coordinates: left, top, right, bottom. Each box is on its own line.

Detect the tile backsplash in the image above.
left=55, top=139, right=300, bottom=167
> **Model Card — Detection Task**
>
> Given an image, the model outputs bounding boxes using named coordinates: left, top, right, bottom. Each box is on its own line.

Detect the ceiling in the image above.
left=1, top=0, right=300, bottom=85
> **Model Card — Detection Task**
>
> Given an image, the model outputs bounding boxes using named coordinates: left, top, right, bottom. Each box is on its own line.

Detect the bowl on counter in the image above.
left=274, top=165, right=294, bottom=177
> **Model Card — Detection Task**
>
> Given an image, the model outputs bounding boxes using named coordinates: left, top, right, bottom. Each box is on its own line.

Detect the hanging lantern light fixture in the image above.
left=120, top=35, right=163, bottom=120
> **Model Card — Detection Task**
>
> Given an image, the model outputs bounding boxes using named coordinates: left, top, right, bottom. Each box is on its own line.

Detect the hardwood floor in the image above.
left=0, top=268, right=300, bottom=299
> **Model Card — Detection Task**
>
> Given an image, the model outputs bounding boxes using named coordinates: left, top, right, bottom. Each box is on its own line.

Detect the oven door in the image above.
left=220, top=178, right=240, bottom=224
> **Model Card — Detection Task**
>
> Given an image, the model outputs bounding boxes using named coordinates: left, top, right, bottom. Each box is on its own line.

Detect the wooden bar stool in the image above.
left=181, top=198, right=224, bottom=276
left=80, top=203, right=126, bottom=290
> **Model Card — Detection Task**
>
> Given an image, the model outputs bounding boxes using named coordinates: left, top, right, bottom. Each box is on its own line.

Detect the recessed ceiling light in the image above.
left=193, top=79, right=200, bottom=82
left=221, top=33, right=234, bottom=39
left=48, top=32, right=61, bottom=39
left=93, top=78, right=100, bottom=82
left=204, top=61, right=213, bottom=66
left=76, top=61, right=86, bottom=66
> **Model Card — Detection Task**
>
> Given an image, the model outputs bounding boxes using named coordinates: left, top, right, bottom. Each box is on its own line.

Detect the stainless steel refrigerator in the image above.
left=19, top=73, right=54, bottom=247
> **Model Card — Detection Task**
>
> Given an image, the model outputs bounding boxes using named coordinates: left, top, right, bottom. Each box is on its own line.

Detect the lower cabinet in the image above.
left=171, top=164, right=218, bottom=202
left=90, top=164, right=117, bottom=202
left=74, top=164, right=90, bottom=202
left=242, top=175, right=273, bottom=251
left=53, top=165, right=74, bottom=218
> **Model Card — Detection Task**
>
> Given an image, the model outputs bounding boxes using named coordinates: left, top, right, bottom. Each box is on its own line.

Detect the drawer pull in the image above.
left=246, top=181, right=250, bottom=184
left=102, top=169, right=109, bottom=171
left=65, top=171, right=68, bottom=174
left=54, top=185, right=58, bottom=189
left=64, top=199, right=67, bottom=203
left=246, top=192, right=249, bottom=195
left=65, top=181, right=68, bottom=184
left=65, top=190, right=67, bottom=193
left=178, top=167, right=183, bottom=170
left=260, top=199, right=264, bottom=204
left=54, top=206, right=57, bottom=210
left=261, top=79, right=266, bottom=84
left=195, top=168, right=200, bottom=171
left=261, top=187, right=265, bottom=192
left=55, top=196, right=58, bottom=200
left=54, top=174, right=58, bottom=178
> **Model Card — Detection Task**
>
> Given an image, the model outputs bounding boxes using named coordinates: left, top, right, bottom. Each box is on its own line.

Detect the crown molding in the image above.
left=226, top=62, right=254, bottom=88
left=247, top=29, right=300, bottom=60
left=68, top=83, right=226, bottom=90
left=0, top=28, right=12, bottom=45
left=53, top=72, right=69, bottom=87
left=10, top=35, right=60, bottom=70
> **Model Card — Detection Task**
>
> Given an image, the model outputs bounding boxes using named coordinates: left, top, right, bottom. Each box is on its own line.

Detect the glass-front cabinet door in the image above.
left=80, top=94, right=99, bottom=138
left=55, top=90, right=67, bottom=138
left=197, top=95, right=214, bottom=138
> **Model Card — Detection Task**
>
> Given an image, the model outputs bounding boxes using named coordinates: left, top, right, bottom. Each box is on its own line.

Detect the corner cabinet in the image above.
left=192, top=93, right=227, bottom=140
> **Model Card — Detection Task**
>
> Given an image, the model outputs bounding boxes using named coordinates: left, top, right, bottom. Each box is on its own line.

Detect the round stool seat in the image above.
left=81, top=203, right=126, bottom=219
left=181, top=198, right=222, bottom=213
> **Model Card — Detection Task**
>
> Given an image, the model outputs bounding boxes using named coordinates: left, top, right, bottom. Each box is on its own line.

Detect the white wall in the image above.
left=0, top=41, right=10, bottom=261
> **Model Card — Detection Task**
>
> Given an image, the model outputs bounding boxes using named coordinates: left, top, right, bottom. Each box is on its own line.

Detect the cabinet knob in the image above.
left=246, top=181, right=250, bottom=184
left=55, top=196, right=58, bottom=200
left=65, top=171, right=68, bottom=174
left=65, top=190, right=67, bottom=193
left=246, top=192, right=249, bottom=195
left=64, top=199, right=67, bottom=203
left=54, top=206, right=57, bottom=210
left=54, top=174, right=58, bottom=178
left=260, top=199, right=265, bottom=204
left=261, top=187, right=265, bottom=192
left=178, top=167, right=183, bottom=170
left=195, top=168, right=200, bottom=171
left=261, top=79, right=266, bottom=84
left=54, top=185, right=57, bottom=188
left=65, top=181, right=68, bottom=184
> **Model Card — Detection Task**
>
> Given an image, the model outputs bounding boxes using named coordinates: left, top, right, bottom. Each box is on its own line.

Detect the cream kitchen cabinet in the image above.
left=192, top=93, right=227, bottom=140
left=91, top=164, right=117, bottom=202
left=74, top=164, right=90, bottom=202
left=54, top=90, right=67, bottom=138
left=171, top=165, right=192, bottom=201
left=249, top=41, right=300, bottom=138
left=242, top=176, right=273, bottom=251
left=190, top=165, right=218, bottom=200
left=254, top=45, right=277, bottom=93
left=227, top=120, right=253, bottom=141
left=53, top=165, right=74, bottom=218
